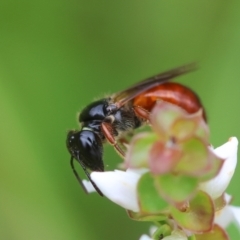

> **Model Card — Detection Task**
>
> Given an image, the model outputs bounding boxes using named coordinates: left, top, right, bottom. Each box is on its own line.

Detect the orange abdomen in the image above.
left=133, top=82, right=206, bottom=121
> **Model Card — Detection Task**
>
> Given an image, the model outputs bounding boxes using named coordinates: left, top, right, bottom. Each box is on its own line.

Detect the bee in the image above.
left=66, top=64, right=206, bottom=196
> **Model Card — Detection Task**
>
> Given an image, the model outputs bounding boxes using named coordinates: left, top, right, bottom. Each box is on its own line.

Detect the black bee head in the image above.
left=66, top=129, right=104, bottom=171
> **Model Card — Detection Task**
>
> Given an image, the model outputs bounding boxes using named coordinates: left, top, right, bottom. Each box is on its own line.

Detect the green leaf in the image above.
left=148, top=141, right=183, bottom=174
left=170, top=110, right=209, bottom=142
left=194, top=117, right=209, bottom=141
left=188, top=235, right=197, bottom=240
left=155, top=173, right=198, bottom=203
left=195, top=224, right=229, bottom=240
left=170, top=191, right=214, bottom=232
left=175, top=137, right=209, bottom=175
left=171, top=117, right=198, bottom=141
left=151, top=101, right=184, bottom=136
left=157, top=229, right=188, bottom=240
left=127, top=210, right=167, bottom=222
left=152, top=224, right=172, bottom=240
left=198, top=152, right=224, bottom=182
left=213, top=194, right=228, bottom=212
left=125, top=132, right=158, bottom=168
left=137, top=172, right=169, bottom=213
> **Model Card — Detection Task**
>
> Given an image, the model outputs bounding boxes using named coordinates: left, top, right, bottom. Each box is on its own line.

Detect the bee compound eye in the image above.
left=66, top=130, right=78, bottom=149
left=78, top=130, right=104, bottom=171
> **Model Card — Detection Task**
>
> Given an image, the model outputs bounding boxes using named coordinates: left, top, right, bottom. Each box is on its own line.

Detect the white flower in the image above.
left=82, top=179, right=96, bottom=193
left=215, top=193, right=240, bottom=230
left=84, top=169, right=147, bottom=212
left=83, top=137, right=238, bottom=214
left=199, top=137, right=238, bottom=199
left=161, top=230, right=187, bottom=240
left=139, top=230, right=187, bottom=240
left=230, top=206, right=240, bottom=229
left=139, top=234, right=151, bottom=240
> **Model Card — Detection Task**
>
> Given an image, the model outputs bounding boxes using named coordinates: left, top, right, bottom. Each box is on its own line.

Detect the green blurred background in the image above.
left=1, top=0, right=240, bottom=239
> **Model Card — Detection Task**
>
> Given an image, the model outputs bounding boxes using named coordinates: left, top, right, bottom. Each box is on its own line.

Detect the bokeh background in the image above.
left=1, top=0, right=240, bottom=239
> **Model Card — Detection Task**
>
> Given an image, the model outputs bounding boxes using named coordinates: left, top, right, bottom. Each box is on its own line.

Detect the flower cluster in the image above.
left=83, top=101, right=239, bottom=240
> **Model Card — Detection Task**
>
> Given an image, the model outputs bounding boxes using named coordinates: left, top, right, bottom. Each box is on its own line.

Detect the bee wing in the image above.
left=112, top=63, right=197, bottom=108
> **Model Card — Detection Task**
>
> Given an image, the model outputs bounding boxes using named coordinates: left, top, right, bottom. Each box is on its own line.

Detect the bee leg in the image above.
left=119, top=137, right=129, bottom=147
left=101, top=122, right=126, bottom=159
left=133, top=105, right=151, bottom=121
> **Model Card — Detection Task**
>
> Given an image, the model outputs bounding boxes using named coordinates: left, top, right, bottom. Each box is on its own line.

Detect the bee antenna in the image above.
left=70, top=156, right=104, bottom=197
left=70, top=156, right=88, bottom=194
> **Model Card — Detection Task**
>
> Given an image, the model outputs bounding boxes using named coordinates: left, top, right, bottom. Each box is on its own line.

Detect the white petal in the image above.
left=139, top=234, right=152, bottom=240
left=215, top=205, right=234, bottom=228
left=229, top=206, right=240, bottom=229
left=149, top=226, right=158, bottom=235
left=82, top=168, right=148, bottom=194
left=224, top=192, right=232, bottom=203
left=82, top=180, right=96, bottom=193
left=199, top=137, right=238, bottom=199
left=90, top=169, right=142, bottom=212
left=138, top=226, right=157, bottom=240
left=214, top=193, right=240, bottom=229
left=215, top=204, right=240, bottom=230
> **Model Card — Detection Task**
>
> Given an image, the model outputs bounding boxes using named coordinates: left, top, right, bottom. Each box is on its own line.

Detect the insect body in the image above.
left=66, top=64, right=206, bottom=196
